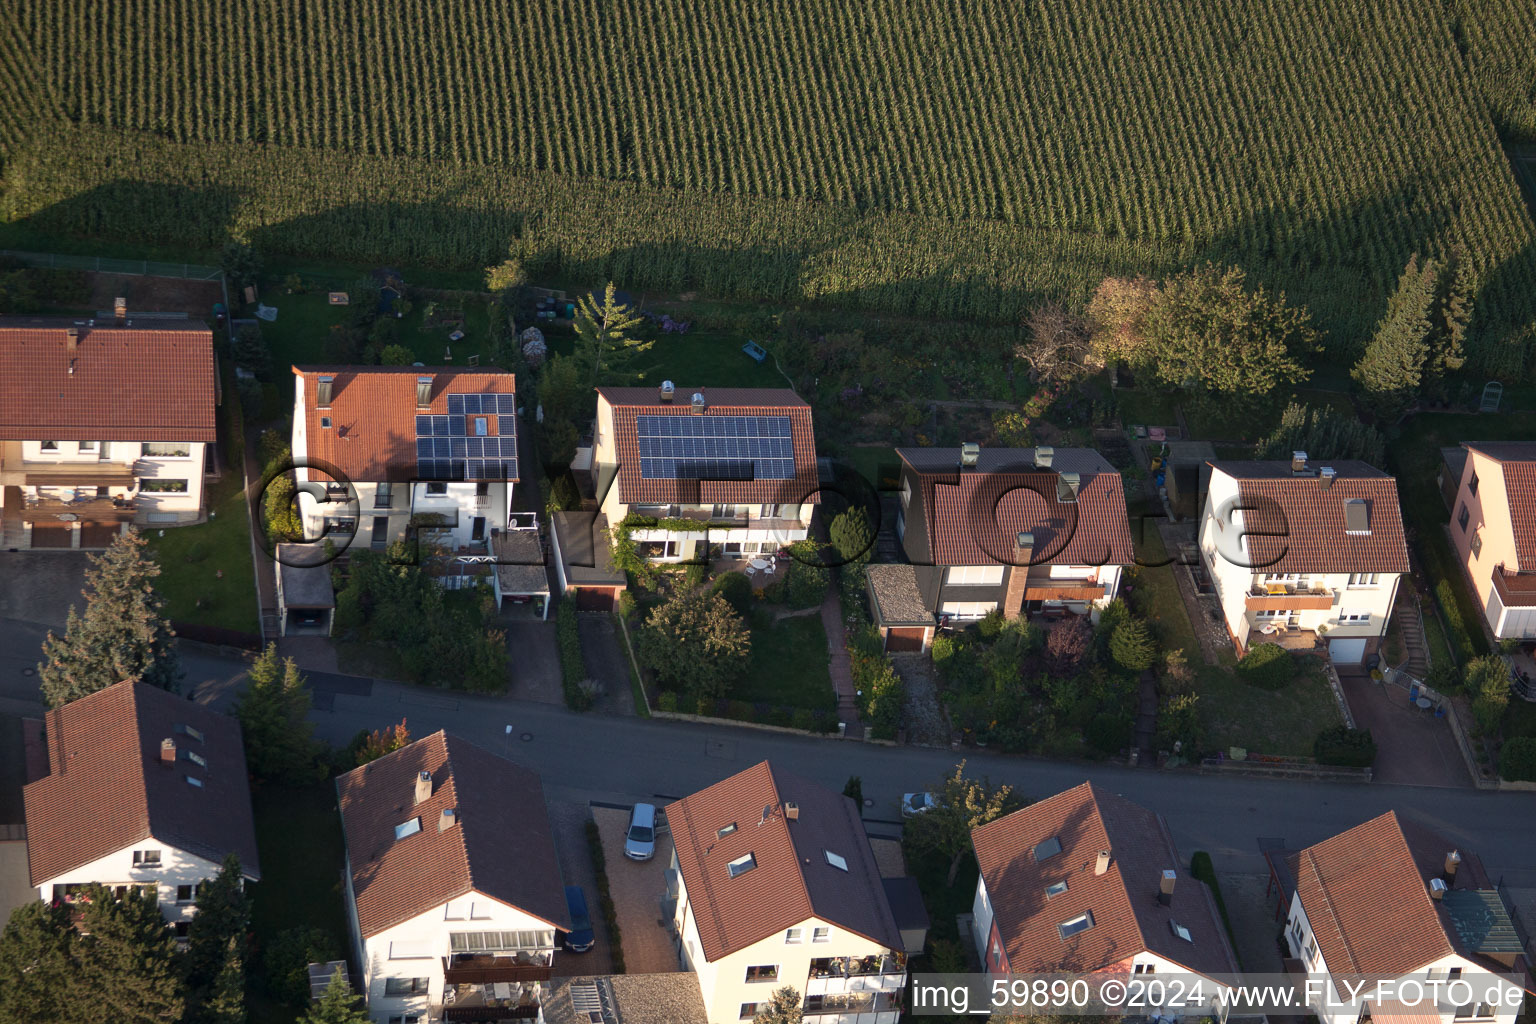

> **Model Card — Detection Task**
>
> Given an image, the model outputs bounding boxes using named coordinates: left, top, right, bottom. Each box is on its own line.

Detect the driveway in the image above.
left=546, top=801, right=615, bottom=976
left=0, top=552, right=90, bottom=628
left=593, top=805, right=680, bottom=975
left=577, top=614, right=636, bottom=715
left=1340, top=675, right=1471, bottom=787
left=504, top=619, right=562, bottom=704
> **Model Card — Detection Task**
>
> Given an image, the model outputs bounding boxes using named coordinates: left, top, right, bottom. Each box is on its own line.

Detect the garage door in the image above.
left=29, top=524, right=72, bottom=548
left=1328, top=638, right=1367, bottom=665
left=80, top=524, right=122, bottom=547
left=885, top=627, right=927, bottom=653
left=575, top=587, right=616, bottom=612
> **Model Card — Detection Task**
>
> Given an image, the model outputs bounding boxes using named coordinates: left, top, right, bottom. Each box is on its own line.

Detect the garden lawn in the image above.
left=247, top=781, right=350, bottom=1024
left=842, top=446, right=900, bottom=489
left=1126, top=520, right=1200, bottom=658
left=733, top=609, right=836, bottom=711
left=144, top=471, right=260, bottom=635
left=1198, top=657, right=1343, bottom=757
left=635, top=329, right=790, bottom=389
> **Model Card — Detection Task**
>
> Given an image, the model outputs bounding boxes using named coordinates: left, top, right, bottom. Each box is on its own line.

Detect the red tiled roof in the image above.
left=0, top=320, right=216, bottom=441
left=971, top=782, right=1237, bottom=976
left=598, top=386, right=819, bottom=506
left=899, top=448, right=1134, bottom=567
left=293, top=366, right=517, bottom=483
left=665, top=761, right=901, bottom=961
left=23, top=680, right=260, bottom=884
left=336, top=731, right=568, bottom=939
left=1211, top=461, right=1409, bottom=573
left=1462, top=443, right=1536, bottom=570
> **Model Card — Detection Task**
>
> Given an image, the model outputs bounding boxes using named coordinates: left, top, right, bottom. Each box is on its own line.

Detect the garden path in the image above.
left=819, top=590, right=864, bottom=739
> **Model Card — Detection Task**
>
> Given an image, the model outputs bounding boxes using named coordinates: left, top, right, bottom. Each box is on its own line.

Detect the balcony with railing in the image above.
left=1246, top=584, right=1334, bottom=611
left=1492, top=565, right=1536, bottom=609
left=21, top=494, right=137, bottom=522
left=441, top=953, right=552, bottom=985
left=439, top=978, right=543, bottom=1021
left=808, top=953, right=906, bottom=981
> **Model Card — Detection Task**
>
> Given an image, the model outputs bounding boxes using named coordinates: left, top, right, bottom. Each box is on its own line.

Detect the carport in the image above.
left=274, top=544, right=334, bottom=637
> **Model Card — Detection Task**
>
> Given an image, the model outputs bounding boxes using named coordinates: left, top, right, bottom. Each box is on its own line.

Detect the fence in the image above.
left=1198, top=756, right=1373, bottom=782
left=0, top=249, right=223, bottom=281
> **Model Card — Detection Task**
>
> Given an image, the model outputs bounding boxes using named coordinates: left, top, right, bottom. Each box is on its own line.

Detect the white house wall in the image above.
left=1199, top=470, right=1253, bottom=648
left=16, top=439, right=206, bottom=525
left=34, top=840, right=226, bottom=926
left=970, top=876, right=995, bottom=967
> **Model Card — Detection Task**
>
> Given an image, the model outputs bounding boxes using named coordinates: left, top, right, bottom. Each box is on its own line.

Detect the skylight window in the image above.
left=1033, top=837, right=1063, bottom=861
left=185, top=775, right=203, bottom=788
left=1045, top=880, right=1069, bottom=898
left=176, top=724, right=205, bottom=743
left=1170, top=920, right=1193, bottom=942
left=727, top=853, right=757, bottom=878
left=718, top=823, right=738, bottom=839
left=180, top=749, right=207, bottom=769
left=474, top=417, right=489, bottom=436
left=395, top=818, right=422, bottom=840
left=1058, top=911, right=1094, bottom=939
left=825, top=851, right=849, bottom=872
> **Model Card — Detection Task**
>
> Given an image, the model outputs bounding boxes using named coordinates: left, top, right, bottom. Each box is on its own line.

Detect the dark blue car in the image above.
left=561, top=885, right=594, bottom=953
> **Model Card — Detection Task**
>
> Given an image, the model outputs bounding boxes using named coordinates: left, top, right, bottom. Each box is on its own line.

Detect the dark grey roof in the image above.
left=493, top=529, right=550, bottom=595
left=276, top=545, right=336, bottom=609
left=881, top=876, right=931, bottom=933
left=597, top=385, right=807, bottom=409
left=897, top=446, right=1115, bottom=476
left=1440, top=446, right=1468, bottom=481
left=552, top=512, right=626, bottom=586
left=865, top=564, right=933, bottom=626
left=1461, top=441, right=1536, bottom=463
left=1209, top=459, right=1390, bottom=480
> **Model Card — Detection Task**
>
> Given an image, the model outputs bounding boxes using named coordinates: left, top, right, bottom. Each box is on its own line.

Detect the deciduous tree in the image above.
left=1018, top=301, right=1097, bottom=384
left=1086, top=275, right=1158, bottom=365
left=903, top=761, right=1023, bottom=885
left=38, top=528, right=181, bottom=708
left=352, top=719, right=411, bottom=766
left=575, top=282, right=649, bottom=385
left=637, top=592, right=751, bottom=705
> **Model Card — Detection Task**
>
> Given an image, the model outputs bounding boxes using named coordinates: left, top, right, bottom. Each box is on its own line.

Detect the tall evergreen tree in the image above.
left=574, top=282, right=649, bottom=385
left=233, top=645, right=324, bottom=786
left=1424, top=248, right=1470, bottom=397
left=185, top=856, right=251, bottom=995
left=76, top=885, right=184, bottom=1024
left=37, top=527, right=181, bottom=708
left=196, top=938, right=246, bottom=1024
left=1352, top=254, right=1437, bottom=419
left=828, top=507, right=874, bottom=567
left=0, top=901, right=80, bottom=1024
left=300, top=968, right=370, bottom=1024
left=1258, top=402, right=1386, bottom=466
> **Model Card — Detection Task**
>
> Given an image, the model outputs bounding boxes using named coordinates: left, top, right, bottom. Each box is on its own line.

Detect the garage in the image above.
left=1328, top=637, right=1368, bottom=665
left=884, top=626, right=928, bottom=653
left=80, top=524, right=122, bottom=548
left=29, top=524, right=72, bottom=548
left=576, top=587, right=617, bottom=612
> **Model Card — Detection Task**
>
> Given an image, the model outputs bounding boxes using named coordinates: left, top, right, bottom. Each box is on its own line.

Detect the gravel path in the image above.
left=890, top=652, right=950, bottom=747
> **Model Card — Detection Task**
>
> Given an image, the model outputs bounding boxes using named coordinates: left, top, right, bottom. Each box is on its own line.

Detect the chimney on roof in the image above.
left=691, top=392, right=706, bottom=415
left=1291, top=451, right=1308, bottom=474
left=66, top=327, right=79, bottom=355
left=785, top=802, right=799, bottom=821
left=1015, top=531, right=1034, bottom=564
left=1320, top=466, right=1336, bottom=490
left=316, top=375, right=334, bottom=407
left=1444, top=850, right=1461, bottom=883
left=114, top=297, right=127, bottom=323
left=1057, top=472, right=1081, bottom=503
left=416, top=376, right=433, bottom=409
left=439, top=808, right=457, bottom=832
left=1158, top=869, right=1177, bottom=906
left=414, top=770, right=431, bottom=805
left=660, top=380, right=675, bottom=404
left=1035, top=446, right=1054, bottom=469
left=160, top=738, right=176, bottom=765
left=1095, top=850, right=1112, bottom=876
left=1430, top=877, right=1448, bottom=900
left=960, top=442, right=980, bottom=468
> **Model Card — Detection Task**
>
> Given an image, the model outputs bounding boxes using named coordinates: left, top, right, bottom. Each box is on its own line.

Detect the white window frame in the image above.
left=40, top=440, right=59, bottom=451
left=939, top=601, right=995, bottom=620
left=785, top=928, right=803, bottom=944
left=811, top=926, right=830, bottom=943
left=1347, top=573, right=1379, bottom=588
left=78, top=440, right=98, bottom=453
left=133, top=849, right=162, bottom=868
left=1058, top=911, right=1095, bottom=938
left=141, top=442, right=192, bottom=459
left=1339, top=610, right=1370, bottom=624
left=1255, top=608, right=1292, bottom=619
left=946, top=565, right=1005, bottom=586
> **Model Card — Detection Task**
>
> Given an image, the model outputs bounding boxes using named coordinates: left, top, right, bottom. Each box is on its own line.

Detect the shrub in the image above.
left=1237, top=642, right=1293, bottom=690
left=656, top=690, right=679, bottom=712
left=1189, top=851, right=1237, bottom=948
left=977, top=608, right=1006, bottom=638
left=1499, top=736, right=1536, bottom=781
left=1466, top=654, right=1512, bottom=734
left=710, top=571, right=755, bottom=617
left=785, top=556, right=829, bottom=608
left=557, top=602, right=593, bottom=710
left=584, top=820, right=625, bottom=974
left=725, top=699, right=754, bottom=721
left=768, top=706, right=793, bottom=727
left=1086, top=711, right=1134, bottom=754
left=930, top=633, right=958, bottom=667
left=1434, top=579, right=1478, bottom=661
left=792, top=708, right=815, bottom=731
left=682, top=561, right=709, bottom=589
left=842, top=775, right=863, bottom=805
left=1314, top=726, right=1378, bottom=767
left=1110, top=618, right=1157, bottom=672
left=263, top=926, right=340, bottom=1008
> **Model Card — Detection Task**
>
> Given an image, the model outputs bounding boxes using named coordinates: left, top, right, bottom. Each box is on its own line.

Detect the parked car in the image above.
left=560, top=885, right=594, bottom=953
left=625, top=802, right=657, bottom=861
left=902, top=792, right=937, bottom=817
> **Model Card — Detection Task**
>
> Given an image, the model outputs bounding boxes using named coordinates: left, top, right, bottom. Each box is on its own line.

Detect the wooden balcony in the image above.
left=1245, top=588, right=1333, bottom=611
left=441, top=956, right=552, bottom=985
left=1023, top=582, right=1106, bottom=601
left=1492, top=567, right=1536, bottom=609
left=20, top=496, right=137, bottom=523
left=23, top=464, right=137, bottom=488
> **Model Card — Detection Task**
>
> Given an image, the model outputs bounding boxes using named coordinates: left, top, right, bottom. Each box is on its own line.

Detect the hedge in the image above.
left=1314, top=726, right=1378, bottom=767
left=584, top=820, right=625, bottom=973
left=1189, top=851, right=1241, bottom=969
left=556, top=602, right=594, bottom=710
left=1236, top=642, right=1293, bottom=690
left=1500, top=736, right=1536, bottom=782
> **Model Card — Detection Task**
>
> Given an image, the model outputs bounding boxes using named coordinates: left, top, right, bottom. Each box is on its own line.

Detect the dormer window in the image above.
left=395, top=818, right=422, bottom=840
left=727, top=853, right=757, bottom=878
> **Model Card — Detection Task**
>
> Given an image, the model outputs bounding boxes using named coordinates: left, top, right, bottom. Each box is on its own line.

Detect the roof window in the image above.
left=1170, top=920, right=1193, bottom=942
left=180, top=749, right=207, bottom=769
left=185, top=775, right=203, bottom=788
left=727, top=853, right=757, bottom=878
left=321, top=416, right=333, bottom=429
left=1034, top=836, right=1063, bottom=861
left=1058, top=911, right=1095, bottom=939
left=1045, top=880, right=1069, bottom=898
left=395, top=817, right=422, bottom=840
left=825, top=851, right=849, bottom=872
left=718, top=823, right=738, bottom=839
left=176, top=724, right=205, bottom=743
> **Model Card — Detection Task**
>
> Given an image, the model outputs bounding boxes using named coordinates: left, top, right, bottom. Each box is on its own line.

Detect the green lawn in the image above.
left=144, top=470, right=260, bottom=635
left=247, top=781, right=351, bottom=1024
left=734, top=610, right=836, bottom=711
left=1125, top=519, right=1200, bottom=658
left=633, top=330, right=790, bottom=389
left=1198, top=656, right=1342, bottom=758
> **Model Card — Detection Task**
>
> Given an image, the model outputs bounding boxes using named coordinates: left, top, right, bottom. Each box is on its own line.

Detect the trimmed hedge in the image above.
left=1189, top=851, right=1241, bottom=969
left=1499, top=736, right=1536, bottom=782
left=584, top=819, right=625, bottom=973
left=557, top=601, right=594, bottom=710
left=1237, top=642, right=1293, bottom=690
left=1314, top=726, right=1378, bottom=767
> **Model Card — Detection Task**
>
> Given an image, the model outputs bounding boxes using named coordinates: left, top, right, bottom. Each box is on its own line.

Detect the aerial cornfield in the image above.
left=2, top=0, right=1534, bottom=372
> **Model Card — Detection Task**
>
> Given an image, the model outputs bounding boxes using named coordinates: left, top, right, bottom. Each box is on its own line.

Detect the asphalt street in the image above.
left=4, top=625, right=1534, bottom=888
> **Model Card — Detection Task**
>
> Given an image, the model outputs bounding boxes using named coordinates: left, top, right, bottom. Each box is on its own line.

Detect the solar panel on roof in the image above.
left=416, top=393, right=519, bottom=481
left=447, top=394, right=465, bottom=415
left=634, top=414, right=794, bottom=480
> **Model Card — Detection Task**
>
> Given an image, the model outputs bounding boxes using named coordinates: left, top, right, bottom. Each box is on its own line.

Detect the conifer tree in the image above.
left=1258, top=402, right=1386, bottom=465
left=37, top=527, right=181, bottom=708
left=301, top=968, right=370, bottom=1024
left=77, top=885, right=184, bottom=1024
left=197, top=938, right=247, bottom=1024
left=575, top=282, right=649, bottom=385
left=1424, top=248, right=1470, bottom=397
left=1352, top=254, right=1437, bottom=420
left=185, top=856, right=251, bottom=996
left=0, top=901, right=80, bottom=1024
left=233, top=645, right=324, bottom=786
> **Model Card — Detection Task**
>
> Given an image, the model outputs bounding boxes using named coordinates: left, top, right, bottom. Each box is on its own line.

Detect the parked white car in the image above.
left=902, top=792, right=937, bottom=817
left=625, top=802, right=657, bottom=861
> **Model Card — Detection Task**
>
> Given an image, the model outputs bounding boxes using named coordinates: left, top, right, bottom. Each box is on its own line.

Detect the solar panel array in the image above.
left=415, top=393, right=519, bottom=481
left=635, top=414, right=795, bottom=480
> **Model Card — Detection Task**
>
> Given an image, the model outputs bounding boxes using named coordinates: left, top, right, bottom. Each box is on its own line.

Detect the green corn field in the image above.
left=1, top=0, right=1533, bottom=373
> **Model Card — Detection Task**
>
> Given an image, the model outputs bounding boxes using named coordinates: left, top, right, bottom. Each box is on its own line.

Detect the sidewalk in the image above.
left=819, top=588, right=864, bottom=739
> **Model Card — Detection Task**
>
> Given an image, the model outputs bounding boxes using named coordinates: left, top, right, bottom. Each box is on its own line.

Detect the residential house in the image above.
left=336, top=730, right=570, bottom=1024
left=586, top=384, right=818, bottom=564
left=22, top=680, right=260, bottom=937
left=970, top=781, right=1237, bottom=982
left=291, top=367, right=532, bottom=595
left=1198, top=454, right=1409, bottom=666
left=1264, top=811, right=1533, bottom=1024
left=0, top=315, right=216, bottom=548
left=666, top=761, right=908, bottom=1024
left=870, top=445, right=1133, bottom=649
left=1449, top=442, right=1536, bottom=640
